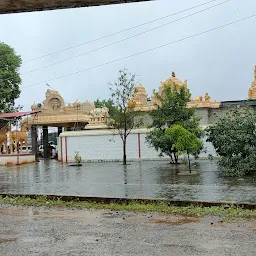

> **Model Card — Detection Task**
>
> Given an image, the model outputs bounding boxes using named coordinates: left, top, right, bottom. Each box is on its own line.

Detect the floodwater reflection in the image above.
left=0, top=160, right=256, bottom=203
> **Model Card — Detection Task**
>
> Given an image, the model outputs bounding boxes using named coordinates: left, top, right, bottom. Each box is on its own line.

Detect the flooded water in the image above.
left=0, top=160, right=256, bottom=203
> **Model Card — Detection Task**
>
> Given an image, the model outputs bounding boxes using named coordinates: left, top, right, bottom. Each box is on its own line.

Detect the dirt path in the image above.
left=0, top=205, right=255, bottom=255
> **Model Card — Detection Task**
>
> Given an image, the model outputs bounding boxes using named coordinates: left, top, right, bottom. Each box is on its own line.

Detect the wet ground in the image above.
left=0, top=160, right=256, bottom=203
left=0, top=205, right=256, bottom=256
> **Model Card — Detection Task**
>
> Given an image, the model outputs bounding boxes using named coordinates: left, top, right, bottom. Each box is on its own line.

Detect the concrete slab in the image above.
left=0, top=0, right=153, bottom=14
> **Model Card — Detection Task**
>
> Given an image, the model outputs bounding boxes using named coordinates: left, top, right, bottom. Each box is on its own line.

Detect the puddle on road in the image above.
left=150, top=218, right=200, bottom=226
left=0, top=238, right=18, bottom=244
left=0, top=231, right=16, bottom=235
left=0, top=207, right=102, bottom=222
left=0, top=208, right=24, bottom=217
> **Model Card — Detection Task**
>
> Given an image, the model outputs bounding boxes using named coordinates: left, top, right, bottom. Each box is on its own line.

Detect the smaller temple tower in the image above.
left=248, top=65, right=256, bottom=99
left=132, top=84, right=148, bottom=106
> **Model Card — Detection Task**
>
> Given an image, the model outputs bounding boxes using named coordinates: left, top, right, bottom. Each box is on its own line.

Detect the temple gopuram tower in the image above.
left=151, top=72, right=188, bottom=104
left=248, top=65, right=256, bottom=99
left=132, top=84, right=148, bottom=106
left=158, top=71, right=187, bottom=97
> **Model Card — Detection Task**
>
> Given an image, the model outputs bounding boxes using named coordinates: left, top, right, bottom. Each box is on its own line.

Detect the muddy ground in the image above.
left=0, top=205, right=256, bottom=255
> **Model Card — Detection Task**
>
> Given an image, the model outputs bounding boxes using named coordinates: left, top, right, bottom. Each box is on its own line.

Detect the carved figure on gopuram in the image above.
left=191, top=96, right=203, bottom=103
left=204, top=93, right=211, bottom=102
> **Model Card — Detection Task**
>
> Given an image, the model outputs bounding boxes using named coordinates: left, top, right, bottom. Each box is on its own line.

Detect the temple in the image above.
left=28, top=67, right=256, bottom=132
left=27, top=66, right=256, bottom=130
left=4, top=65, right=253, bottom=162
left=132, top=71, right=220, bottom=111
left=1, top=66, right=256, bottom=163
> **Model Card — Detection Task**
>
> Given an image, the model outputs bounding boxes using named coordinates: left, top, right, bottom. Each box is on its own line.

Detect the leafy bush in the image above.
left=206, top=108, right=256, bottom=176
left=165, top=125, right=203, bottom=172
left=74, top=151, right=82, bottom=165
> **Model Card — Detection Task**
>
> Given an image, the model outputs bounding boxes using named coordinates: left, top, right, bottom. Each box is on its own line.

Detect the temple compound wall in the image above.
left=58, top=129, right=215, bottom=163
left=195, top=100, right=256, bottom=125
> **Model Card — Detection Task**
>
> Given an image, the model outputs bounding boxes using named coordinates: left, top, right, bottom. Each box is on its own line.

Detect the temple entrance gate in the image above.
left=26, top=89, right=109, bottom=158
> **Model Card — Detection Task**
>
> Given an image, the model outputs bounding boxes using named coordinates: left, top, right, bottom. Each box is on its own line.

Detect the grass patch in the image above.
left=0, top=195, right=255, bottom=220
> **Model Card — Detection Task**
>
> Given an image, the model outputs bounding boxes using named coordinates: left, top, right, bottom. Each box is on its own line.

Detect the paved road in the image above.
left=0, top=205, right=255, bottom=256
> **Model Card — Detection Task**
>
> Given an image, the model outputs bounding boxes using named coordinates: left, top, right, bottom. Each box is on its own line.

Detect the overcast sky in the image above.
left=0, top=0, right=256, bottom=111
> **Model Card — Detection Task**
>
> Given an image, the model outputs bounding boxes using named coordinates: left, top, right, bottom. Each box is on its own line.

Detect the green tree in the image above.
left=206, top=108, right=256, bottom=176
left=0, top=42, right=22, bottom=113
left=108, top=69, right=141, bottom=165
left=94, top=98, right=117, bottom=116
left=146, top=83, right=202, bottom=163
left=165, top=125, right=203, bottom=172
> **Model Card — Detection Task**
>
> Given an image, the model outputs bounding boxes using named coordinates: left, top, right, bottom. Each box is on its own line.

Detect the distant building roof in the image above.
left=220, top=99, right=256, bottom=108
left=0, top=111, right=40, bottom=119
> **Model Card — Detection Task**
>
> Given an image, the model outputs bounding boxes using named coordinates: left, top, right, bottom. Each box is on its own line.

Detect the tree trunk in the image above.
left=187, top=152, right=191, bottom=173
left=123, top=137, right=127, bottom=165
left=169, top=153, right=174, bottom=164
left=173, top=153, right=179, bottom=164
